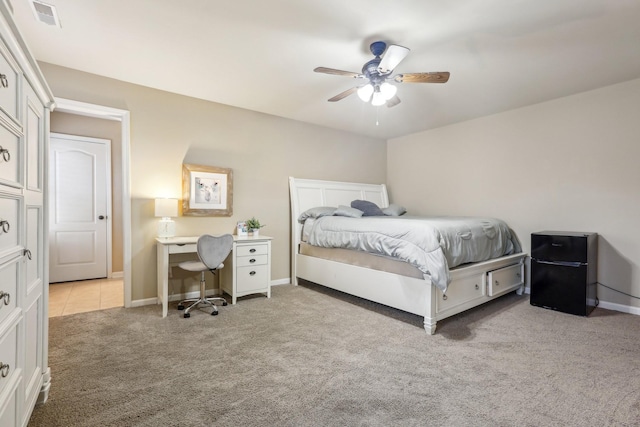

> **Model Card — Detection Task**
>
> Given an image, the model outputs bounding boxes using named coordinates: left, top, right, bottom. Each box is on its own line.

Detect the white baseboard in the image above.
left=131, top=280, right=292, bottom=307
left=110, top=271, right=124, bottom=279
left=597, top=300, right=640, bottom=316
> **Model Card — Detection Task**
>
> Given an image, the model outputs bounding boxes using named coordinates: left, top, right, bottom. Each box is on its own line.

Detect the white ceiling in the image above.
left=9, top=0, right=640, bottom=139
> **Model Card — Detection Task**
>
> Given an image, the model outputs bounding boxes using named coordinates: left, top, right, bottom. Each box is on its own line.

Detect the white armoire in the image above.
left=0, top=2, right=54, bottom=426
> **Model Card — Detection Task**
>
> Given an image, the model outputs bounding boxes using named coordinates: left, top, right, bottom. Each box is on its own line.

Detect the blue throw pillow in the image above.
left=350, top=200, right=384, bottom=217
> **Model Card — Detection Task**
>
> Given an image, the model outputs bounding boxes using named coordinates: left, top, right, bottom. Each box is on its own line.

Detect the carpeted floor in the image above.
left=29, top=283, right=640, bottom=427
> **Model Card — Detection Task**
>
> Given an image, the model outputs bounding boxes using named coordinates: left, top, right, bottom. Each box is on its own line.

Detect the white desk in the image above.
left=156, top=235, right=273, bottom=317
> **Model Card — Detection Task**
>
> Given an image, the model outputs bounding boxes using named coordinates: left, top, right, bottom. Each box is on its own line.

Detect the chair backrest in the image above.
left=197, top=234, right=234, bottom=270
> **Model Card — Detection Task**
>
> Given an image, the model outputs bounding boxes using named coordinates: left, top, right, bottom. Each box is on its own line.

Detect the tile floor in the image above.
left=49, top=278, right=124, bottom=318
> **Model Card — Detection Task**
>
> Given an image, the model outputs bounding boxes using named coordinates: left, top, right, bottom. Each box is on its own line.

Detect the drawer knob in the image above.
left=249, top=248, right=256, bottom=253
left=442, top=294, right=448, bottom=301
left=249, top=258, right=256, bottom=263
left=495, top=280, right=499, bottom=286
left=0, top=220, right=9, bottom=233
left=0, top=145, right=9, bottom=162
left=0, top=291, right=9, bottom=306
left=475, top=284, right=479, bottom=290
left=0, top=74, right=7, bottom=88
left=249, top=271, right=256, bottom=276
left=0, top=363, right=9, bottom=378
left=24, top=249, right=32, bottom=260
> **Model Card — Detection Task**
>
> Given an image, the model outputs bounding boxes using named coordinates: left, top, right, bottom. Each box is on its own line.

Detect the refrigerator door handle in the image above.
left=532, top=259, right=586, bottom=267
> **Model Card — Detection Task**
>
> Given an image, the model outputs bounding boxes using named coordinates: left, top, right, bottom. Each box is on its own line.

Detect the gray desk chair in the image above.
left=177, top=234, right=233, bottom=318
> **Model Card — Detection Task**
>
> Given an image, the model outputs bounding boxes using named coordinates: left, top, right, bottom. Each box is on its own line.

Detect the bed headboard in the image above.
left=288, top=177, right=389, bottom=284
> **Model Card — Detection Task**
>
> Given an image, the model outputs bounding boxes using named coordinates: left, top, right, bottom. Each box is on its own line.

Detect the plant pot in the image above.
left=250, top=229, right=259, bottom=236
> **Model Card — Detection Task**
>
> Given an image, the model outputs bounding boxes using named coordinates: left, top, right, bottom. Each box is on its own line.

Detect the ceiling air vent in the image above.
left=30, top=0, right=61, bottom=28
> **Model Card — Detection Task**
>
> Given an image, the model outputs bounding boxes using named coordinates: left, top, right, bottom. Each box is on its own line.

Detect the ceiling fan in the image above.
left=314, top=41, right=450, bottom=108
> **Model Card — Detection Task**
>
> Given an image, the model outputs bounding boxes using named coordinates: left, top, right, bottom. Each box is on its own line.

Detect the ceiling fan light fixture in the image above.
left=371, top=90, right=386, bottom=106
left=357, top=84, right=374, bottom=102
left=380, top=82, right=397, bottom=100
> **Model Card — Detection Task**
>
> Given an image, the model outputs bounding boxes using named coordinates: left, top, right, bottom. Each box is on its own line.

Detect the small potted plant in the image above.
left=245, top=217, right=265, bottom=236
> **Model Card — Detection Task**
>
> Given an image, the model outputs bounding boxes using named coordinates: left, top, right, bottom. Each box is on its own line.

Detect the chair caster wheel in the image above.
left=184, top=312, right=190, bottom=318
left=211, top=311, right=219, bottom=316
left=177, top=304, right=185, bottom=310
left=222, top=302, right=228, bottom=306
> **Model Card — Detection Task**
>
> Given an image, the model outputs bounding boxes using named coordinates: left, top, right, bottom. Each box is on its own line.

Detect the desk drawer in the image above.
left=236, top=254, right=267, bottom=267
left=236, top=264, right=269, bottom=293
left=236, top=244, right=268, bottom=257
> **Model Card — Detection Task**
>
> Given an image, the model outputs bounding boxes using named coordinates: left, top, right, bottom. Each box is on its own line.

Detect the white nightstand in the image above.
left=221, top=235, right=273, bottom=304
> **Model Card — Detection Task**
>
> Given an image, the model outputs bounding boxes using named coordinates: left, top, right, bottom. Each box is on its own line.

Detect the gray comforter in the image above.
left=306, top=215, right=519, bottom=291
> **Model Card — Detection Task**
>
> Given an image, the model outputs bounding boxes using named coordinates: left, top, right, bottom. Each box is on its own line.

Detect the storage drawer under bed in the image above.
left=437, top=273, right=485, bottom=312
left=487, top=263, right=524, bottom=297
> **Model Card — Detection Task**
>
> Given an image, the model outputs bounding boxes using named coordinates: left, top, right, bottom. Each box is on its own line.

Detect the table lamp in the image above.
left=155, top=198, right=178, bottom=238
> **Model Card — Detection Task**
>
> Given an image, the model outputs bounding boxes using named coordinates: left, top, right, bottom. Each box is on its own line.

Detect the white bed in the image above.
left=289, top=177, right=526, bottom=334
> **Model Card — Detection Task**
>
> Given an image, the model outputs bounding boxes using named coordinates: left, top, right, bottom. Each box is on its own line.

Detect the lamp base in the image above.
left=157, top=218, right=175, bottom=238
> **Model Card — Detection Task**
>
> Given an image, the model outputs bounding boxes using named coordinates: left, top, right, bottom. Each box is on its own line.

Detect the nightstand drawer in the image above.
left=236, top=254, right=267, bottom=267
left=236, top=264, right=269, bottom=293
left=236, top=244, right=268, bottom=257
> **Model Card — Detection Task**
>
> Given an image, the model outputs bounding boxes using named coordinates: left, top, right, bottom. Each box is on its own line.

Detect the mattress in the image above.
left=299, top=242, right=424, bottom=279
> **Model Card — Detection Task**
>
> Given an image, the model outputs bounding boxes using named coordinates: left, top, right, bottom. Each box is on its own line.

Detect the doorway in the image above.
left=49, top=133, right=111, bottom=283
left=49, top=98, right=132, bottom=309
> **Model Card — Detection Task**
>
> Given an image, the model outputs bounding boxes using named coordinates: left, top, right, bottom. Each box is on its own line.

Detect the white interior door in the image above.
left=49, top=133, right=111, bottom=283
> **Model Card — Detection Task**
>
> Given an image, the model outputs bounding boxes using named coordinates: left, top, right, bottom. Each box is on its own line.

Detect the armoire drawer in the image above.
left=0, top=45, right=20, bottom=125
left=0, top=122, right=21, bottom=188
left=487, top=263, right=524, bottom=297
left=0, top=195, right=20, bottom=256
left=0, top=322, right=18, bottom=397
left=0, top=258, right=18, bottom=326
left=437, top=273, right=485, bottom=312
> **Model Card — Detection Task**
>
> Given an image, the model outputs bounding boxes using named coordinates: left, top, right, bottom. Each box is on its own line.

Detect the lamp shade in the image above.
left=154, top=198, right=178, bottom=218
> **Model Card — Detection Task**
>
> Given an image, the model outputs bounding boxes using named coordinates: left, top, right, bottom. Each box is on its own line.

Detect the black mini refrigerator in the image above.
left=530, top=231, right=597, bottom=316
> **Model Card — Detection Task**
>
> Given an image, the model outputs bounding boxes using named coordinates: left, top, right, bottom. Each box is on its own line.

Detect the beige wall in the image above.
left=50, top=112, right=124, bottom=273
left=388, top=78, right=640, bottom=310
left=40, top=63, right=387, bottom=302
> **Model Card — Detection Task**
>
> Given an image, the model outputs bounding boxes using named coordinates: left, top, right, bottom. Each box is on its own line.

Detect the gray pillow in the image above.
left=382, top=204, right=407, bottom=216
left=334, top=205, right=364, bottom=218
left=350, top=200, right=384, bottom=216
left=298, top=206, right=336, bottom=223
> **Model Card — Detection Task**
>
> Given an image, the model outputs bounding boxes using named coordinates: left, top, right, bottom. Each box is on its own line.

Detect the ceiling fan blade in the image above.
left=328, top=87, right=358, bottom=102
left=314, top=67, right=364, bottom=78
left=377, top=45, right=410, bottom=74
left=394, top=72, right=450, bottom=83
left=386, top=95, right=401, bottom=108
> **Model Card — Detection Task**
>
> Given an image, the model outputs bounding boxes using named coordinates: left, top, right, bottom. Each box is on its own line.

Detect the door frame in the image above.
left=52, top=98, right=132, bottom=308
left=49, top=132, right=113, bottom=281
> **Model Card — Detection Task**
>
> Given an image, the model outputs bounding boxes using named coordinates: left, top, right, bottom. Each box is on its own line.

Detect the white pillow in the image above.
left=382, top=204, right=407, bottom=216
left=334, top=205, right=364, bottom=218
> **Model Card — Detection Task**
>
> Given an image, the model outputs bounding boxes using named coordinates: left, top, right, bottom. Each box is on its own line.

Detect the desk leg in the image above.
left=157, top=244, right=170, bottom=318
